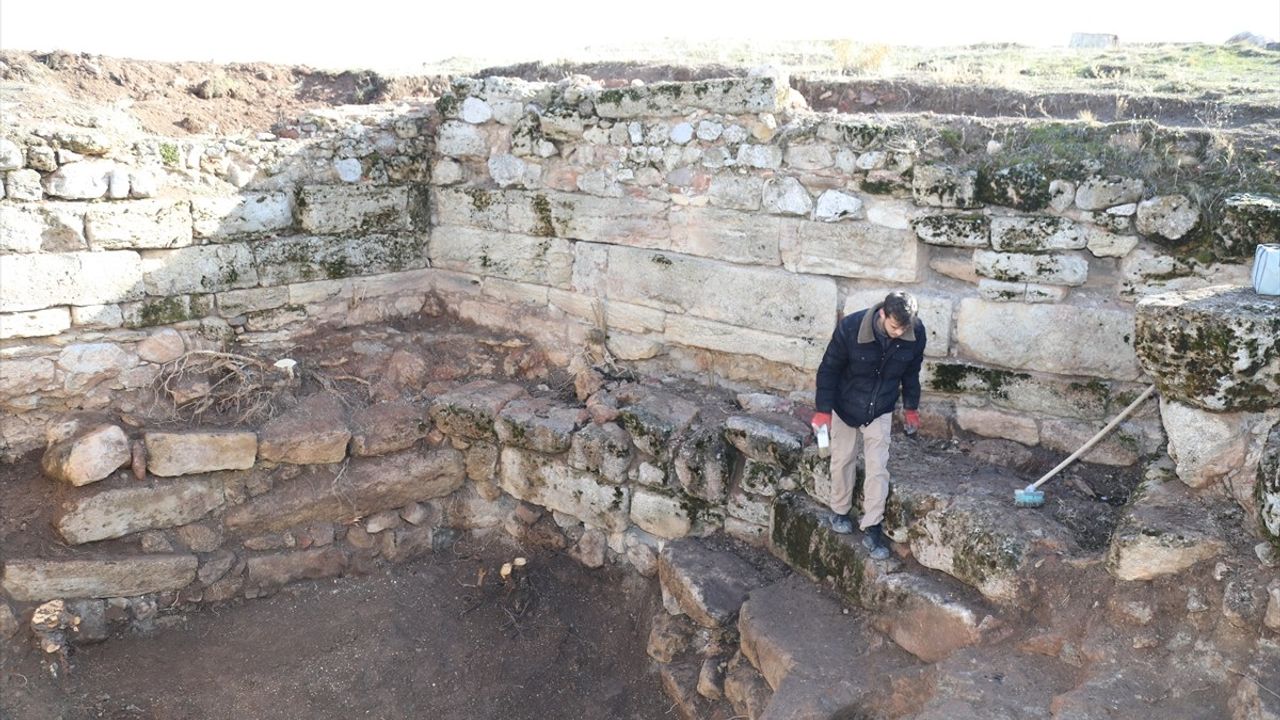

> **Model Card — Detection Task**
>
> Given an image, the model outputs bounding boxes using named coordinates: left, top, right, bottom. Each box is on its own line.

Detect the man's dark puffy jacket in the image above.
left=815, top=303, right=926, bottom=428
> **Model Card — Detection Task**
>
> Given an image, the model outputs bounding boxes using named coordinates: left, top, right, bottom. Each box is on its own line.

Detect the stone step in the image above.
left=771, top=492, right=1004, bottom=662
left=883, top=471, right=1080, bottom=603
left=1105, top=456, right=1230, bottom=581
left=657, top=538, right=771, bottom=629
left=1, top=554, right=198, bottom=602
left=736, top=575, right=930, bottom=719
left=54, top=477, right=225, bottom=545
left=908, top=646, right=1080, bottom=719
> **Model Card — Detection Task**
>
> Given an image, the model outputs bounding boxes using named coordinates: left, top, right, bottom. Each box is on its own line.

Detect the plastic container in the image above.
left=815, top=424, right=830, bottom=458
left=1255, top=243, right=1280, bottom=296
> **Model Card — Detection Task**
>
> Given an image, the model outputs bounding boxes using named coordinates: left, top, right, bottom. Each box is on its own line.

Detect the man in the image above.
left=811, top=291, right=925, bottom=560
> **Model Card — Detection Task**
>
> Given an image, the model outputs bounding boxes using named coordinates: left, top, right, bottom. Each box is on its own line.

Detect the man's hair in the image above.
left=882, top=291, right=918, bottom=326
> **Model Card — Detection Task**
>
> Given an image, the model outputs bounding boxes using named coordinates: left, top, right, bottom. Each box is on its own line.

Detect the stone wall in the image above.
left=4, top=72, right=1278, bottom=463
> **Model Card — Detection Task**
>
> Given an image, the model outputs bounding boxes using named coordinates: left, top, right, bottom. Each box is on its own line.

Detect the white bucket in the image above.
left=1255, top=243, right=1280, bottom=296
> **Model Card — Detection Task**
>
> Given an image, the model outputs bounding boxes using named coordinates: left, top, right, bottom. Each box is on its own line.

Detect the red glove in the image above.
left=811, top=411, right=831, bottom=429
left=903, top=409, right=920, bottom=434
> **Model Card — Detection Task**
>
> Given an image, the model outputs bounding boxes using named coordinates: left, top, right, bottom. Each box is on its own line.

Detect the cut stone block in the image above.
left=771, top=492, right=1000, bottom=661
left=225, top=447, right=465, bottom=534
left=617, top=386, right=701, bottom=459
left=630, top=488, right=695, bottom=539
left=1215, top=192, right=1279, bottom=258
left=1107, top=464, right=1229, bottom=581
left=592, top=77, right=785, bottom=118
left=253, top=234, right=426, bottom=286
left=782, top=220, right=920, bottom=283
left=912, top=165, right=979, bottom=208
left=737, top=575, right=926, bottom=718
left=658, top=538, right=768, bottom=628
left=973, top=249, right=1088, bottom=286
left=1136, top=285, right=1280, bottom=412
left=349, top=402, right=429, bottom=457
left=246, top=547, right=348, bottom=592
left=299, top=184, right=411, bottom=234
left=145, top=431, right=257, bottom=476
left=1075, top=175, right=1143, bottom=210
left=190, top=191, right=294, bottom=239
left=912, top=213, right=990, bottom=248
left=500, top=447, right=631, bottom=533
left=494, top=397, right=582, bottom=453
left=990, top=216, right=1087, bottom=252
left=140, top=243, right=258, bottom=295
left=0, top=308, right=72, bottom=340
left=42, top=424, right=131, bottom=486
left=723, top=414, right=809, bottom=471
left=673, top=423, right=732, bottom=504
left=0, top=250, right=144, bottom=313
left=567, top=422, right=633, bottom=484
left=55, top=479, right=225, bottom=545
left=0, top=202, right=86, bottom=253
left=429, top=379, right=527, bottom=440
left=258, top=394, right=351, bottom=465
left=84, top=199, right=193, bottom=250
left=2, top=555, right=198, bottom=601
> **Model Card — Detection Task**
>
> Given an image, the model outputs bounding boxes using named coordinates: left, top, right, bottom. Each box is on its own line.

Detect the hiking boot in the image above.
left=830, top=513, right=854, bottom=534
left=861, top=523, right=891, bottom=560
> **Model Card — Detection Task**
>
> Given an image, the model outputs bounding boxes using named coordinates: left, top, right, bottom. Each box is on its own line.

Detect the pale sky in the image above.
left=2, top=0, right=1278, bottom=72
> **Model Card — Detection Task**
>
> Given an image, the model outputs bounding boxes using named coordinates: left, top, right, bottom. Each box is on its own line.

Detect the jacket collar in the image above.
left=857, top=302, right=917, bottom=343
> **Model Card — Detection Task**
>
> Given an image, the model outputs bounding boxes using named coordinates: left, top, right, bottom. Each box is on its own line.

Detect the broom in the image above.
left=1014, top=385, right=1157, bottom=508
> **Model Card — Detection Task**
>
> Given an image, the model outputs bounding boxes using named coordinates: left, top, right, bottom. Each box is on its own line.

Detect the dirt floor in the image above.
left=0, top=533, right=669, bottom=720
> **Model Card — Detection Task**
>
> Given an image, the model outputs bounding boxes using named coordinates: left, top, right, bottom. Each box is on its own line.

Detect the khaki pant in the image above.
left=829, top=412, right=892, bottom=530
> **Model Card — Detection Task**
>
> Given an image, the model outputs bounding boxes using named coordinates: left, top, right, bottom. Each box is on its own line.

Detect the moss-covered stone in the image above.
left=927, top=362, right=1031, bottom=399
left=978, top=162, right=1051, bottom=211
left=1216, top=193, right=1280, bottom=258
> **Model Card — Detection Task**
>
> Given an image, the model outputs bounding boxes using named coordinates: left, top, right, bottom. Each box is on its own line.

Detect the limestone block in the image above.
left=1261, top=425, right=1280, bottom=552
left=1075, top=175, right=1143, bottom=210
left=253, top=234, right=426, bottom=286
left=495, top=397, right=582, bottom=453
left=437, top=121, right=487, bottom=157
left=990, top=216, right=1087, bottom=252
left=708, top=173, right=764, bottom=211
left=0, top=357, right=56, bottom=399
left=429, top=379, right=526, bottom=440
left=658, top=539, right=768, bottom=628
left=724, top=414, right=808, bottom=470
left=1216, top=192, right=1280, bottom=258
left=668, top=206, right=786, bottom=265
left=812, top=190, right=864, bottom=223
left=6, top=169, right=43, bottom=201
left=299, top=184, right=411, bottom=234
left=246, top=548, right=348, bottom=591
left=0, top=308, right=72, bottom=339
left=956, top=405, right=1039, bottom=445
left=140, top=243, right=258, bottom=295
left=519, top=191, right=670, bottom=249
left=0, top=137, right=22, bottom=169
left=216, top=286, right=289, bottom=316
left=1136, top=285, right=1280, bottom=411
left=783, top=220, right=919, bottom=282
left=42, top=424, right=131, bottom=486
left=673, top=423, right=732, bottom=504
left=190, top=192, right=294, bottom=239
left=499, top=447, right=631, bottom=532
left=1135, top=194, right=1198, bottom=240
left=258, top=394, right=351, bottom=465
left=135, top=327, right=185, bottom=364
left=225, top=448, right=465, bottom=534
left=617, top=386, right=701, bottom=459
left=762, top=176, right=813, bottom=215
left=1, top=555, right=198, bottom=601
left=487, top=154, right=526, bottom=187
left=665, top=315, right=824, bottom=369
left=592, top=77, right=784, bottom=118
left=630, top=488, right=693, bottom=539
left=1085, top=228, right=1139, bottom=258
left=912, top=165, right=979, bottom=208
left=1039, top=417, right=1146, bottom=466
left=912, top=213, right=988, bottom=248
left=459, top=96, right=493, bottom=123
left=145, top=431, right=257, bottom=476
left=0, top=250, right=144, bottom=312
left=1107, top=469, right=1228, bottom=581
left=727, top=492, right=770, bottom=526
left=842, top=289, right=952, bottom=358
left=977, top=279, right=1067, bottom=304
left=567, top=422, right=632, bottom=484
left=56, top=342, right=137, bottom=393
left=737, top=144, right=783, bottom=170
left=55, top=479, right=225, bottom=544
left=0, top=202, right=86, bottom=253
left=71, top=304, right=124, bottom=329
left=956, top=298, right=1140, bottom=380
left=84, top=199, right=193, bottom=250
left=42, top=159, right=115, bottom=199
left=973, top=249, right=1088, bottom=286
left=1160, top=398, right=1271, bottom=489
left=430, top=225, right=572, bottom=287
left=349, top=402, right=428, bottom=457
left=980, top=163, right=1051, bottom=211
left=606, top=245, right=837, bottom=338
